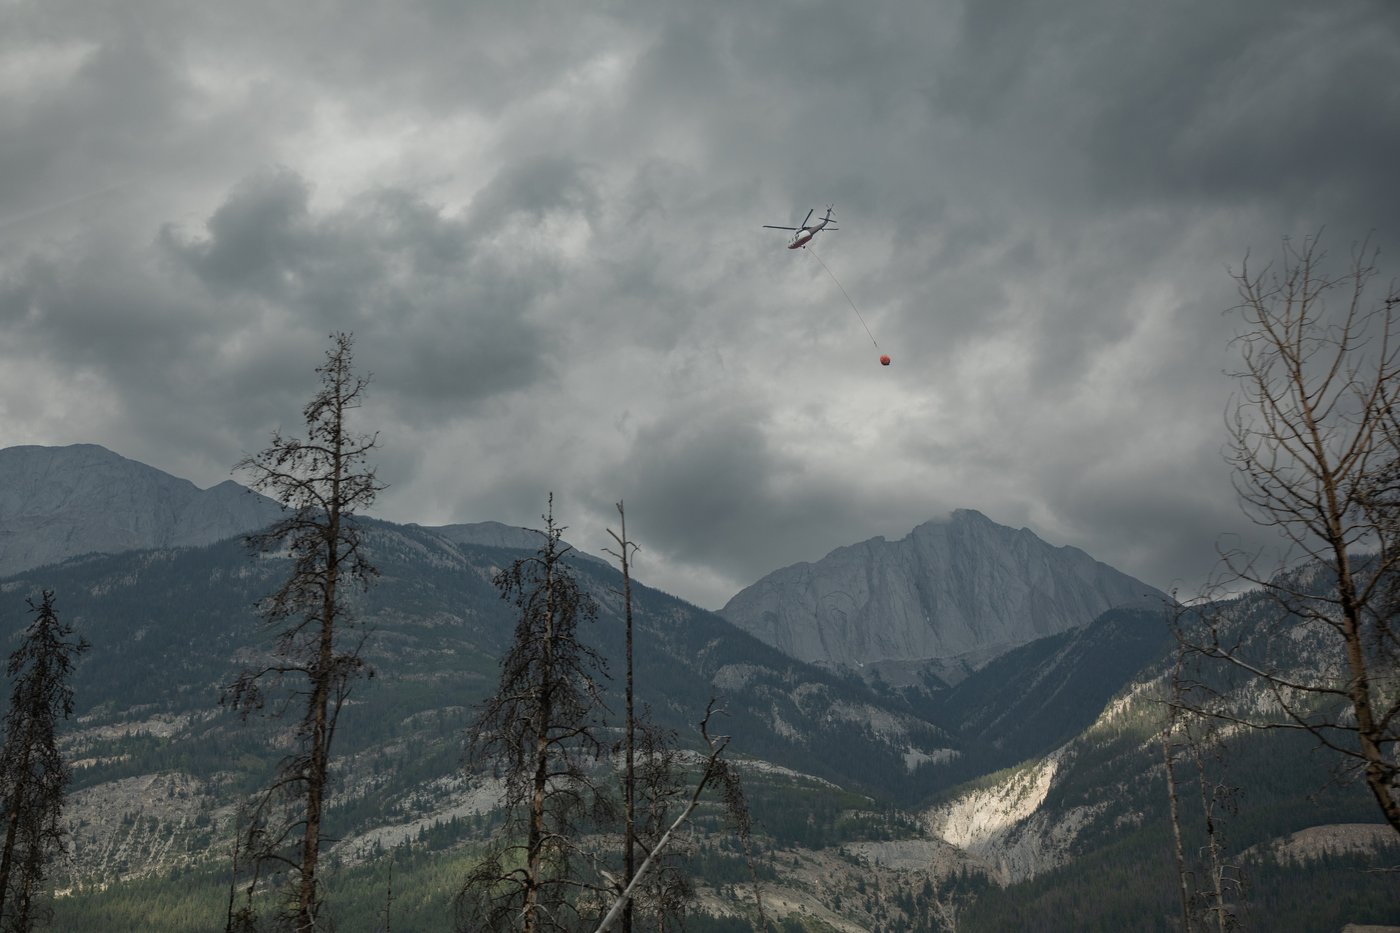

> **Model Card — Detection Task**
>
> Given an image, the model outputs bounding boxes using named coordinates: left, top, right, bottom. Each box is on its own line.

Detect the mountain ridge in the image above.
left=720, top=508, right=1165, bottom=671
left=0, top=444, right=611, bottom=578
left=0, top=443, right=284, bottom=577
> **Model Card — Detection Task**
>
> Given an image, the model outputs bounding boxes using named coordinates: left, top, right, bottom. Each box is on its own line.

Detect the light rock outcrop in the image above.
left=720, top=509, right=1162, bottom=668
left=923, top=749, right=1104, bottom=883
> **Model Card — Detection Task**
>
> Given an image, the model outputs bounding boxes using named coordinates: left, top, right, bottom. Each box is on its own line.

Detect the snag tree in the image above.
left=227, top=331, right=383, bottom=929
left=459, top=497, right=611, bottom=933
left=1192, top=235, right=1400, bottom=835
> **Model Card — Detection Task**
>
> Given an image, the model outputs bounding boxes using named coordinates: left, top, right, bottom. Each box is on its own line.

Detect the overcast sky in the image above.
left=3, top=1, right=1398, bottom=609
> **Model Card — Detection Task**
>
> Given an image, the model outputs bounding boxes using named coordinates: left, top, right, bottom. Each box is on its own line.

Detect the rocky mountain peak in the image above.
left=0, top=443, right=283, bottom=578
left=719, top=509, right=1163, bottom=670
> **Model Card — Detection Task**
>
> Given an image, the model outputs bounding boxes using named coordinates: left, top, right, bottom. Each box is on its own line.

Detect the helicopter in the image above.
left=762, top=206, right=837, bottom=250
left=760, top=204, right=888, bottom=365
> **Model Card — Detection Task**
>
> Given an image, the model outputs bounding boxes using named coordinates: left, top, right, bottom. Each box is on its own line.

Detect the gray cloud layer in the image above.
left=3, top=0, right=1398, bottom=606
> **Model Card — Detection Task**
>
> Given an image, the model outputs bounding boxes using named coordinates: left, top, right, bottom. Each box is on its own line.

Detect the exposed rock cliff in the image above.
left=719, top=509, right=1163, bottom=669
left=922, top=748, right=1105, bottom=884
left=0, top=444, right=282, bottom=577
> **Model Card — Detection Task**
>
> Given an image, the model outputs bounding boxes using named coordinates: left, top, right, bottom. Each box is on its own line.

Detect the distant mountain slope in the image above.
left=0, top=517, right=959, bottom=888
left=0, top=444, right=282, bottom=576
left=7, top=446, right=1391, bottom=928
left=921, top=578, right=1400, bottom=931
left=419, top=520, right=549, bottom=551
left=924, top=606, right=1175, bottom=787
left=419, top=520, right=608, bottom=567
left=720, top=509, right=1164, bottom=670
left=839, top=605, right=1180, bottom=795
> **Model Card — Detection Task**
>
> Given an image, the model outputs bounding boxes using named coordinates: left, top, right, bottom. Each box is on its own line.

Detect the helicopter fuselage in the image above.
left=764, top=207, right=836, bottom=249
left=788, top=219, right=831, bottom=248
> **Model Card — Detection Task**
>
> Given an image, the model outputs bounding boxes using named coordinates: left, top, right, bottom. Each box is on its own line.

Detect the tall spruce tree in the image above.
left=227, top=331, right=383, bottom=930
left=0, top=590, right=88, bottom=932
left=458, top=496, right=611, bottom=933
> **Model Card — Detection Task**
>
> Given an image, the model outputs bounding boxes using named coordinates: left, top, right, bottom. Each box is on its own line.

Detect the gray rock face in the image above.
left=0, top=444, right=283, bottom=577
left=719, top=510, right=1163, bottom=669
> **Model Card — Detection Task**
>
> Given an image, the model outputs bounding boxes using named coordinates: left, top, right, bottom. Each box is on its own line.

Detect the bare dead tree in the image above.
left=1184, top=724, right=1242, bottom=933
left=224, top=805, right=261, bottom=933
left=226, top=331, right=383, bottom=930
left=1162, top=710, right=1243, bottom=933
left=1162, top=641, right=1196, bottom=933
left=458, top=496, right=612, bottom=933
left=593, top=507, right=762, bottom=933
left=593, top=700, right=762, bottom=933
left=625, top=719, right=693, bottom=932
left=1184, top=234, right=1400, bottom=836
left=0, top=590, right=88, bottom=933
left=603, top=502, right=640, bottom=933
left=379, top=856, right=394, bottom=933
left=1164, top=596, right=1248, bottom=933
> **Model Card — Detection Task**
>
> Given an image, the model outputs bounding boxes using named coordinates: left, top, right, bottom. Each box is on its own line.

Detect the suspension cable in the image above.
left=808, top=246, right=880, bottom=349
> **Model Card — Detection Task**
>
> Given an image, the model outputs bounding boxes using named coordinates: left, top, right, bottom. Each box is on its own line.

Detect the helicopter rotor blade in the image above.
left=762, top=225, right=800, bottom=230
left=801, top=208, right=815, bottom=228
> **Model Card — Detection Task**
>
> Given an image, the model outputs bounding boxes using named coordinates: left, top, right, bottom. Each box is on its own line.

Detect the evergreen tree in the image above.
left=0, top=590, right=88, bottom=932
left=226, top=331, right=383, bottom=930
left=458, top=496, right=611, bottom=933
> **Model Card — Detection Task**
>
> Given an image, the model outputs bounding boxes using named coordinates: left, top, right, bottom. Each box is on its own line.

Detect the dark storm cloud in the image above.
left=925, top=1, right=1400, bottom=211
left=159, top=167, right=553, bottom=422
left=467, top=157, right=601, bottom=231
left=0, top=152, right=580, bottom=482
left=0, top=8, right=301, bottom=238
left=0, top=226, right=275, bottom=468
left=604, top=402, right=789, bottom=569
left=164, top=168, right=315, bottom=297
left=1080, top=5, right=1400, bottom=214
left=3, top=0, right=1398, bottom=608
left=0, top=26, right=181, bottom=216
left=591, top=393, right=954, bottom=587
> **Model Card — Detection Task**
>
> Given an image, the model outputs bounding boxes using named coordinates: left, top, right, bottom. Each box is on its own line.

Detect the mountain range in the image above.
left=0, top=444, right=1395, bottom=932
